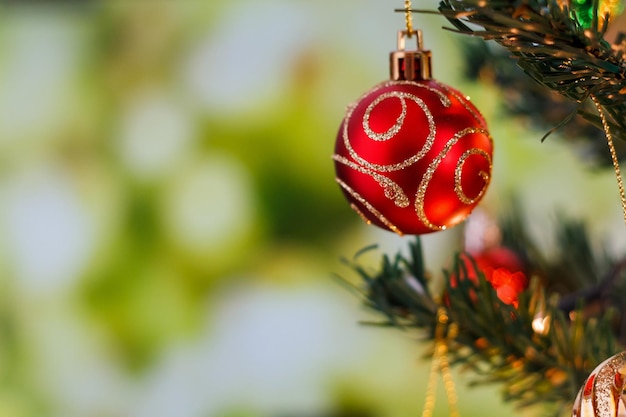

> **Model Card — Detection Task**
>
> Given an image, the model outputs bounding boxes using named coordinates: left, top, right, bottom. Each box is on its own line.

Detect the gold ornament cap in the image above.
left=390, top=30, right=432, bottom=81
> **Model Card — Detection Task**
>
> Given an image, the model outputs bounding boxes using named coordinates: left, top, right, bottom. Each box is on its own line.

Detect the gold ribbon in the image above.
left=421, top=307, right=460, bottom=417
left=591, top=94, right=626, bottom=225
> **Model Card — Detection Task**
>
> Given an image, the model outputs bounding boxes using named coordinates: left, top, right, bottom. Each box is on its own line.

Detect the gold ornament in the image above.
left=572, top=352, right=626, bottom=417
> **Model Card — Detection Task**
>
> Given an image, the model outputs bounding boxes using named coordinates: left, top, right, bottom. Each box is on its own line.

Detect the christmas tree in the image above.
left=335, top=1, right=626, bottom=416
left=3, top=1, right=626, bottom=416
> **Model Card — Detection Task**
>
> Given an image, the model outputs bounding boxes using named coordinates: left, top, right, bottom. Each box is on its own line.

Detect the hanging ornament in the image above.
left=332, top=6, right=493, bottom=236
left=456, top=213, right=529, bottom=307
left=453, top=249, right=528, bottom=307
left=572, top=351, right=626, bottom=417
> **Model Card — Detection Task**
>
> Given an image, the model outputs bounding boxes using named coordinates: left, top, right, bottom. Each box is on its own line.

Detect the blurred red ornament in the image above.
left=473, top=247, right=525, bottom=277
left=333, top=30, right=493, bottom=235
left=456, top=248, right=529, bottom=307
left=572, top=351, right=626, bottom=417
left=490, top=269, right=528, bottom=306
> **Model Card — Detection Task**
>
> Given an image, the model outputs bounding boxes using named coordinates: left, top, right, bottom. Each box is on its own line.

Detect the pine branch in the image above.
left=341, top=2, right=626, bottom=413
left=342, top=216, right=626, bottom=414
left=458, top=40, right=626, bottom=166
left=411, top=0, right=626, bottom=141
left=342, top=239, right=438, bottom=331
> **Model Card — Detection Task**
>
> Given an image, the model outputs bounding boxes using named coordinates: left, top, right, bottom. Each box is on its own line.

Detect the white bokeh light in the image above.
left=3, top=169, right=94, bottom=294
left=163, top=153, right=255, bottom=255
left=118, top=90, right=195, bottom=181
left=0, top=12, right=80, bottom=144
left=130, top=282, right=371, bottom=417
left=30, top=305, right=132, bottom=417
left=183, top=1, right=316, bottom=113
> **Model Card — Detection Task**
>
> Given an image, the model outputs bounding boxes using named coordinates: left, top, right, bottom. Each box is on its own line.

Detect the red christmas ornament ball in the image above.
left=333, top=79, right=493, bottom=235
left=449, top=248, right=528, bottom=307
left=466, top=248, right=528, bottom=307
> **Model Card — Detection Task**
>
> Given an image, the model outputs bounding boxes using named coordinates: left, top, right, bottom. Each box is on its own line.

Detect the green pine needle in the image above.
left=340, top=215, right=625, bottom=414
left=419, top=0, right=626, bottom=141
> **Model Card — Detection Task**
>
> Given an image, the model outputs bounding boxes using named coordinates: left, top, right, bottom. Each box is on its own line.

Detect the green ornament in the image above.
left=571, top=0, right=623, bottom=29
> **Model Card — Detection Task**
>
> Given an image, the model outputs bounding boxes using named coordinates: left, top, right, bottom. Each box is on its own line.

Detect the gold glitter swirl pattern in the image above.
left=350, top=203, right=372, bottom=225
left=333, top=154, right=410, bottom=208
left=362, top=92, right=407, bottom=141
left=335, top=80, right=492, bottom=234
left=335, top=177, right=403, bottom=235
left=345, top=90, right=434, bottom=172
left=415, top=127, right=490, bottom=231
left=454, top=149, right=492, bottom=204
left=343, top=81, right=451, bottom=173
left=389, top=81, right=451, bottom=107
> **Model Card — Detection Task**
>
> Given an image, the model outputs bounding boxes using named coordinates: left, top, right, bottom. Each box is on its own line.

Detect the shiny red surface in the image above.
left=334, top=80, right=493, bottom=235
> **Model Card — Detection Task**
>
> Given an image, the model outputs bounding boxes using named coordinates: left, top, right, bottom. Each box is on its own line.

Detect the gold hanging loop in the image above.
left=404, top=0, right=413, bottom=35
left=390, top=0, right=431, bottom=81
left=591, top=94, right=626, bottom=225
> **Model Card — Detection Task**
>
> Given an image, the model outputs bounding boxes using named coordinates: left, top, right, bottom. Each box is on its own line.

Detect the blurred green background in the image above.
left=0, top=1, right=624, bottom=417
